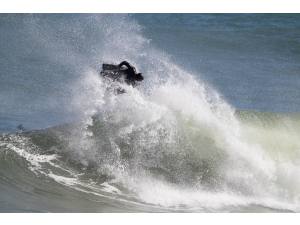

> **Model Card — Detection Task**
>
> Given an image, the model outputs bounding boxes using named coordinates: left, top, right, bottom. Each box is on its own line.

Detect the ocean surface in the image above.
left=0, top=14, right=300, bottom=212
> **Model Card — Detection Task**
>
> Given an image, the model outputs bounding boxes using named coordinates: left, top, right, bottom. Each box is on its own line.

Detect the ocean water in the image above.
left=0, top=14, right=300, bottom=212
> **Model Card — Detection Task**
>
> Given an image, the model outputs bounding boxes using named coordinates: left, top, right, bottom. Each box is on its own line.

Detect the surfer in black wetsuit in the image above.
left=118, top=61, right=143, bottom=86
left=100, top=61, right=143, bottom=94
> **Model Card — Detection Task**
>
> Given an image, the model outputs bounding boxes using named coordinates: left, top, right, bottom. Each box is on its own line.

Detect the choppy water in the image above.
left=0, top=14, right=300, bottom=212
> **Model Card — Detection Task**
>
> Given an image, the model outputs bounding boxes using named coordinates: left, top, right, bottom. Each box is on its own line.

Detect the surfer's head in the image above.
left=135, top=73, right=144, bottom=81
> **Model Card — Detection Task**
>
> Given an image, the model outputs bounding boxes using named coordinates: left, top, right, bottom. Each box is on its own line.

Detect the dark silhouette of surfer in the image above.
left=101, top=61, right=143, bottom=87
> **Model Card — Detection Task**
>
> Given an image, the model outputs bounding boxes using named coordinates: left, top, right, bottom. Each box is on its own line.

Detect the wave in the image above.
left=0, top=14, right=299, bottom=212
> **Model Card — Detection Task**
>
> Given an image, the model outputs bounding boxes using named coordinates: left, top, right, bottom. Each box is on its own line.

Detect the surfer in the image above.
left=101, top=61, right=143, bottom=87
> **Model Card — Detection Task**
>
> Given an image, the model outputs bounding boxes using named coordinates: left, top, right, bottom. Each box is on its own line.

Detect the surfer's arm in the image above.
left=118, top=61, right=131, bottom=69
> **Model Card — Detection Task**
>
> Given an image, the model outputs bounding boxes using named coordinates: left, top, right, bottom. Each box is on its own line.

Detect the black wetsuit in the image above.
left=101, top=61, right=143, bottom=92
left=118, top=61, right=139, bottom=86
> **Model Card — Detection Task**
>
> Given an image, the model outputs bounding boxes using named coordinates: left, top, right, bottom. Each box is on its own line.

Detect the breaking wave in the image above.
left=0, top=14, right=299, bottom=212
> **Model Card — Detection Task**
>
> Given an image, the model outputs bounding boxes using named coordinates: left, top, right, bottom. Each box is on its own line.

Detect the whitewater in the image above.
left=0, top=14, right=299, bottom=212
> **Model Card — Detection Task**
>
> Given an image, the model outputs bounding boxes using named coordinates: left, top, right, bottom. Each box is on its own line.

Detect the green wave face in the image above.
left=237, top=111, right=300, bottom=162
